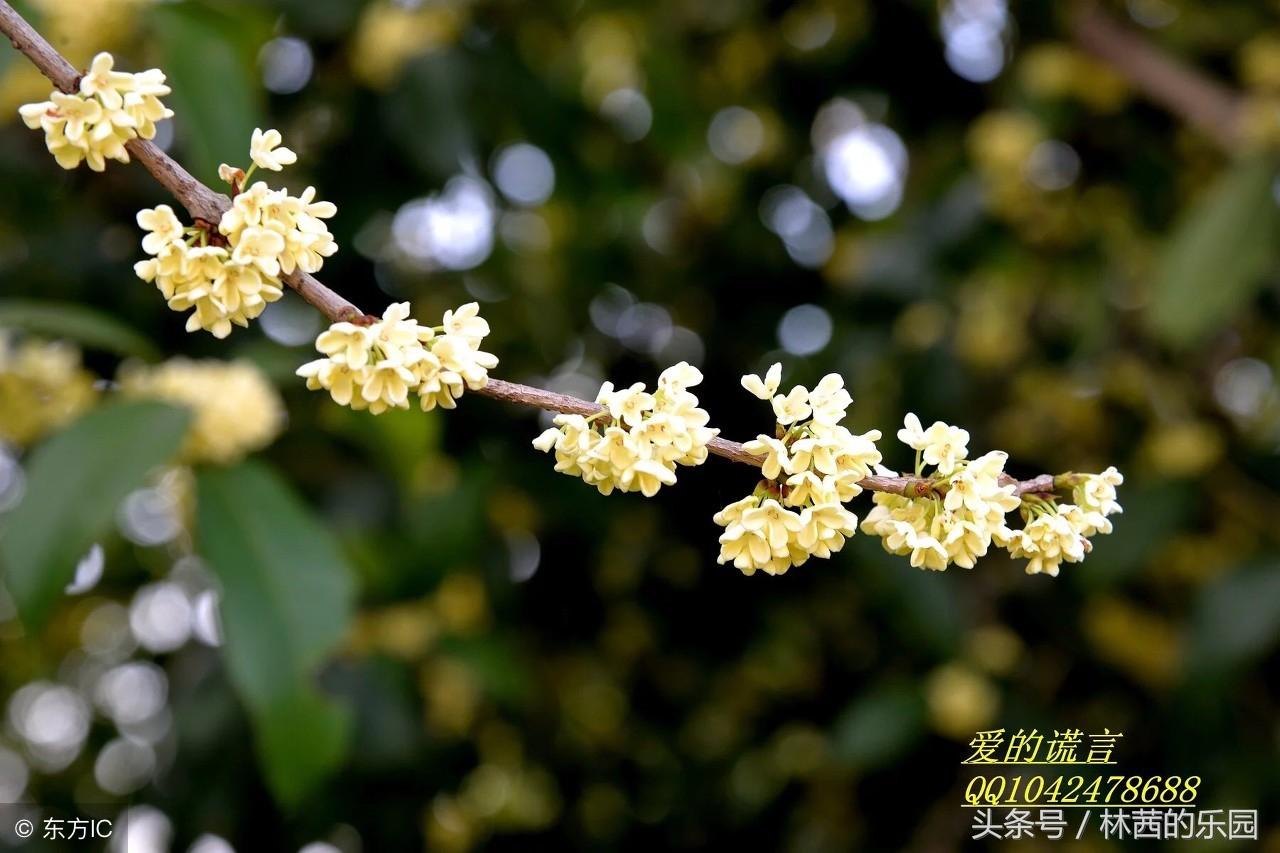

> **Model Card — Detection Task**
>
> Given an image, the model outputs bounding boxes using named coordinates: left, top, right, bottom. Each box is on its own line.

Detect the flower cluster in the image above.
left=298, top=302, right=497, bottom=414
left=0, top=333, right=98, bottom=446
left=118, top=358, right=285, bottom=465
left=532, top=363, right=718, bottom=497
left=861, top=454, right=1021, bottom=572
left=18, top=52, right=172, bottom=171
left=860, top=415, right=1124, bottom=577
left=132, top=129, right=337, bottom=337
left=998, top=467, right=1125, bottom=577
left=714, top=364, right=882, bottom=576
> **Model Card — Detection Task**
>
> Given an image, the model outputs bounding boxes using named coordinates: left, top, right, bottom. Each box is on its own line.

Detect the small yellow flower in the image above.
left=771, top=385, right=811, bottom=425
left=249, top=127, right=298, bottom=171
left=740, top=362, right=782, bottom=400
left=135, top=205, right=184, bottom=255
left=743, top=434, right=790, bottom=480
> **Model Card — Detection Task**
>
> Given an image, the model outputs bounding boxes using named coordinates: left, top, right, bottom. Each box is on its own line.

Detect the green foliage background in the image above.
left=0, top=0, right=1278, bottom=849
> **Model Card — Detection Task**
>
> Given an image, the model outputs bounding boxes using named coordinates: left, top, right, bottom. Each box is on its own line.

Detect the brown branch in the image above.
left=0, top=0, right=1072, bottom=501
left=1067, top=1, right=1243, bottom=151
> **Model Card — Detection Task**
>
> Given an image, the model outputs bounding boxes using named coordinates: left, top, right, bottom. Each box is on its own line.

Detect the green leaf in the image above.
left=1147, top=155, right=1280, bottom=347
left=1185, top=563, right=1280, bottom=680
left=196, top=462, right=355, bottom=807
left=0, top=401, right=190, bottom=628
left=1, top=2, right=36, bottom=77
left=831, top=682, right=926, bottom=770
left=0, top=299, right=159, bottom=360
left=147, top=2, right=267, bottom=185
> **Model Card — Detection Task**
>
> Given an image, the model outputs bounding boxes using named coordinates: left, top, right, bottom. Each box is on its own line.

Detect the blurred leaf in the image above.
left=1185, top=562, right=1280, bottom=679
left=0, top=299, right=159, bottom=360
left=831, top=682, right=926, bottom=770
left=853, top=537, right=966, bottom=655
left=325, top=405, right=440, bottom=488
left=386, top=54, right=473, bottom=178
left=148, top=1, right=267, bottom=185
left=271, top=0, right=361, bottom=38
left=1147, top=155, right=1280, bottom=347
left=232, top=339, right=317, bottom=384
left=196, top=461, right=355, bottom=807
left=0, top=401, right=189, bottom=628
left=4, top=0, right=35, bottom=76
left=437, top=635, right=531, bottom=706
left=1072, top=482, right=1196, bottom=589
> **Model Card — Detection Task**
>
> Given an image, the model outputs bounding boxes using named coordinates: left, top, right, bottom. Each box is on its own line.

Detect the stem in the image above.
left=1067, top=1, right=1243, bottom=151
left=0, top=0, right=1081, bottom=501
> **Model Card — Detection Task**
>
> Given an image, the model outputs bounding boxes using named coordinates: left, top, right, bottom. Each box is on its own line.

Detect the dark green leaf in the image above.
left=196, top=462, right=355, bottom=806
left=0, top=401, right=190, bottom=628
left=831, top=682, right=926, bottom=770
left=147, top=2, right=267, bottom=185
left=1071, top=482, right=1196, bottom=589
left=1147, top=155, right=1280, bottom=347
left=1185, top=563, right=1280, bottom=679
left=0, top=299, right=159, bottom=360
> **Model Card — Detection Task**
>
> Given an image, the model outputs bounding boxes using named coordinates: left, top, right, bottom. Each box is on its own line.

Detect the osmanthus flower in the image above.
left=0, top=334, right=97, bottom=447
left=862, top=413, right=1124, bottom=577
left=18, top=52, right=173, bottom=171
left=132, top=129, right=337, bottom=337
left=897, top=413, right=970, bottom=475
left=531, top=363, right=717, bottom=497
left=249, top=127, right=297, bottom=171
left=715, top=363, right=882, bottom=576
left=297, top=301, right=497, bottom=415
left=864, top=415, right=1022, bottom=571
left=1073, top=466, right=1124, bottom=533
left=117, top=358, right=284, bottom=465
left=991, top=468, right=1125, bottom=576
left=998, top=504, right=1089, bottom=577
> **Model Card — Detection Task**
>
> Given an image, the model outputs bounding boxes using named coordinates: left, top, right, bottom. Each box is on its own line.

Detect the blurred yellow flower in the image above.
left=350, top=1, right=465, bottom=89
left=0, top=334, right=97, bottom=446
left=1239, top=32, right=1280, bottom=93
left=117, top=358, right=284, bottom=465
left=1084, top=598, right=1182, bottom=688
left=925, top=662, right=999, bottom=739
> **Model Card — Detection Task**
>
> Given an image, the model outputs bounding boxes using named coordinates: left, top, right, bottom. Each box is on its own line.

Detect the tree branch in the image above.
left=1067, top=1, right=1243, bottom=151
left=0, top=0, right=1071, bottom=500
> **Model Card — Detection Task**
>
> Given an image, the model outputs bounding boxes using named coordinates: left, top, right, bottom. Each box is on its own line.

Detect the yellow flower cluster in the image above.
left=714, top=364, right=882, bottom=576
left=18, top=52, right=171, bottom=171
left=118, top=358, right=284, bottom=464
left=298, top=302, right=498, bottom=414
left=999, top=467, right=1125, bottom=577
left=862, top=454, right=1021, bottom=572
left=132, top=129, right=337, bottom=337
left=531, top=363, right=718, bottom=497
left=860, top=415, right=1124, bottom=577
left=0, top=334, right=97, bottom=446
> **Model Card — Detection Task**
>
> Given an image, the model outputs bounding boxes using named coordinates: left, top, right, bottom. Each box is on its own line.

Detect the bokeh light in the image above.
left=393, top=177, right=496, bottom=271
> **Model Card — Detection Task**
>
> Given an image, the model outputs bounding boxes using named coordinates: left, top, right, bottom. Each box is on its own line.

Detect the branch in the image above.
left=1067, top=1, right=1243, bottom=151
left=0, top=0, right=1068, bottom=500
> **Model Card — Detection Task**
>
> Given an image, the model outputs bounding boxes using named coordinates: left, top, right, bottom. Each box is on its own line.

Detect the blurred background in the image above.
left=0, top=0, right=1278, bottom=849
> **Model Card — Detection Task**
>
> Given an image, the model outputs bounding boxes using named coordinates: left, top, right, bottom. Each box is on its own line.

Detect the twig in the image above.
left=0, top=0, right=1070, bottom=500
left=1068, top=1, right=1243, bottom=151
